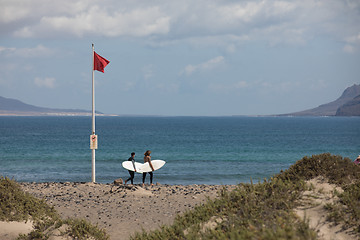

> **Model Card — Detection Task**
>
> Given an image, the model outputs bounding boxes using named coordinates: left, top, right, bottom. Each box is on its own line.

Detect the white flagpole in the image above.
left=91, top=43, right=96, bottom=183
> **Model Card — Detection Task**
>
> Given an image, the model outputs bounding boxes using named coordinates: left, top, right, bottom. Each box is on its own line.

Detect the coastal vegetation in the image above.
left=132, top=153, right=360, bottom=239
left=0, top=153, right=359, bottom=239
left=0, top=176, right=109, bottom=240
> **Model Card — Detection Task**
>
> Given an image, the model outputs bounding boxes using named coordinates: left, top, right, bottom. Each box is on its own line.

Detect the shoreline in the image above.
left=17, top=181, right=237, bottom=186
left=19, top=182, right=237, bottom=240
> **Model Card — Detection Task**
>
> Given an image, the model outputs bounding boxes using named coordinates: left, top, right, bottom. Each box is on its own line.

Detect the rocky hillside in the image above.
left=281, top=84, right=360, bottom=116
left=0, top=96, right=100, bottom=116
left=336, top=94, right=360, bottom=116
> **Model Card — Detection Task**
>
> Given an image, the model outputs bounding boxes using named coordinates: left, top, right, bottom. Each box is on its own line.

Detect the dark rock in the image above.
left=336, top=94, right=360, bottom=116
left=114, top=178, right=123, bottom=185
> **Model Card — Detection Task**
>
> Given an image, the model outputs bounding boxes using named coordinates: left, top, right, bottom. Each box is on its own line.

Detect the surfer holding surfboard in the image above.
left=121, top=151, right=166, bottom=185
left=142, top=150, right=155, bottom=187
left=124, top=152, right=136, bottom=185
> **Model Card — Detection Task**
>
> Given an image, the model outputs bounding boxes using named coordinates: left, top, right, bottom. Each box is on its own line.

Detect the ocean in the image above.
left=0, top=116, right=359, bottom=185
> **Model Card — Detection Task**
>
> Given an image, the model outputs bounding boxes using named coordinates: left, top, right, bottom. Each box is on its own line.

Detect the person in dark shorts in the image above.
left=125, top=152, right=136, bottom=184
left=142, top=150, right=155, bottom=187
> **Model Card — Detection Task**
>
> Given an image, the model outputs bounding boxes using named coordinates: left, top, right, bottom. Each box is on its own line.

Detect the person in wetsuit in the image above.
left=125, top=152, right=136, bottom=184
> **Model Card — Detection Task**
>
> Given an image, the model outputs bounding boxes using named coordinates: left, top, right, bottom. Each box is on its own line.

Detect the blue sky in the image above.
left=0, top=0, right=359, bottom=116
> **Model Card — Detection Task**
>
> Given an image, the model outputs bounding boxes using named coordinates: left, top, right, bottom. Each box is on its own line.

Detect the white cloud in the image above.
left=1, top=0, right=359, bottom=48
left=182, top=56, right=225, bottom=76
left=5, top=2, right=170, bottom=38
left=0, top=1, right=31, bottom=23
left=0, top=46, right=16, bottom=53
left=0, top=45, right=53, bottom=58
left=34, top=77, right=56, bottom=88
left=40, top=6, right=169, bottom=37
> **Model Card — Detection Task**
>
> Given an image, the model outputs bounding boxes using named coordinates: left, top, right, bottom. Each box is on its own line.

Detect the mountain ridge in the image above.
left=279, top=84, right=360, bottom=116
left=336, top=94, right=360, bottom=116
left=0, top=96, right=102, bottom=116
left=2, top=84, right=360, bottom=116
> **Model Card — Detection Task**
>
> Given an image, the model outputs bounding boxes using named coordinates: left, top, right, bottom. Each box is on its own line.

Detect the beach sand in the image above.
left=0, top=220, right=33, bottom=240
left=18, top=182, right=236, bottom=240
left=295, top=177, right=358, bottom=240
left=1, top=179, right=356, bottom=240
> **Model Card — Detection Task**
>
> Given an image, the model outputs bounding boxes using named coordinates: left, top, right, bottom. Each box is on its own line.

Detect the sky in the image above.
left=0, top=0, right=359, bottom=116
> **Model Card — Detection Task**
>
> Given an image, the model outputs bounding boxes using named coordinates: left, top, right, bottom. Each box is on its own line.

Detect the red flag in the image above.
left=93, top=51, right=110, bottom=73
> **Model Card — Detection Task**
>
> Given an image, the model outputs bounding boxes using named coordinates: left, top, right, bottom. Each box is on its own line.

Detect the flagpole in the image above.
left=91, top=43, right=96, bottom=183
left=90, top=46, right=108, bottom=183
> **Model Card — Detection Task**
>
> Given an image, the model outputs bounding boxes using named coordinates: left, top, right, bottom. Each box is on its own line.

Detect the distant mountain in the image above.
left=336, top=94, right=360, bottom=116
left=280, top=84, right=360, bottom=116
left=0, top=96, right=101, bottom=116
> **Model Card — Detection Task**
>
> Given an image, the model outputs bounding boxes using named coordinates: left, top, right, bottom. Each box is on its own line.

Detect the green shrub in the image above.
left=330, top=181, right=360, bottom=231
left=131, top=153, right=360, bottom=239
left=0, top=177, right=109, bottom=240
left=0, top=177, right=59, bottom=222
left=63, top=218, right=110, bottom=240
left=276, top=153, right=359, bottom=186
left=131, top=175, right=315, bottom=239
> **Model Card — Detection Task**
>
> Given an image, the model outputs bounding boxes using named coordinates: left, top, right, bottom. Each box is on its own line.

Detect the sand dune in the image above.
left=1, top=179, right=356, bottom=240
left=19, top=182, right=235, bottom=240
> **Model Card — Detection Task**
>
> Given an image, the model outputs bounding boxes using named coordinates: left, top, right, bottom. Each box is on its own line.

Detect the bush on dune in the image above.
left=276, top=153, right=359, bottom=186
left=0, top=176, right=58, bottom=223
left=132, top=177, right=316, bottom=239
left=132, top=153, right=360, bottom=240
left=278, top=153, right=360, bottom=234
left=0, top=177, right=109, bottom=240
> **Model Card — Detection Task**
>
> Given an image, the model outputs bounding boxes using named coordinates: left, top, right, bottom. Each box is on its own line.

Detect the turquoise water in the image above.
left=0, top=116, right=359, bottom=185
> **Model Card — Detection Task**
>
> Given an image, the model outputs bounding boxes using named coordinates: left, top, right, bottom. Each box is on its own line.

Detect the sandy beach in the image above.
left=1, top=177, right=357, bottom=240
left=18, top=182, right=236, bottom=240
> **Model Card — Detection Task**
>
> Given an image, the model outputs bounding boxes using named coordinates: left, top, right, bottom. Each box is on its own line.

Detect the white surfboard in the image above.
left=137, top=160, right=166, bottom=173
left=122, top=161, right=143, bottom=172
